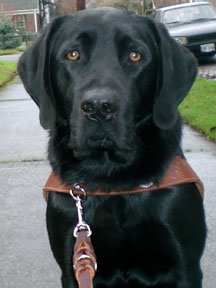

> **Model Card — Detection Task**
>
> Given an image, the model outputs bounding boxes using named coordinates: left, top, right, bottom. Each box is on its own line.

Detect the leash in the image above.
left=70, top=185, right=97, bottom=288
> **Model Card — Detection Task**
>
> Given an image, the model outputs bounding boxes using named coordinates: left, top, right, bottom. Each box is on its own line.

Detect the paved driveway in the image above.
left=0, top=53, right=21, bottom=62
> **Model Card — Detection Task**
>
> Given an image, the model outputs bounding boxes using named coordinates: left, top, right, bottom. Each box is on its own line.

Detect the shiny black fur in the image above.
left=18, top=8, right=206, bottom=288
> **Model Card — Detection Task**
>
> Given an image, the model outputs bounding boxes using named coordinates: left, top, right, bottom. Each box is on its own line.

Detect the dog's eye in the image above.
left=129, top=52, right=142, bottom=63
left=66, top=50, right=80, bottom=61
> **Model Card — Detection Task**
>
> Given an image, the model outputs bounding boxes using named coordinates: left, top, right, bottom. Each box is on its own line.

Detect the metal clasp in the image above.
left=70, top=184, right=92, bottom=238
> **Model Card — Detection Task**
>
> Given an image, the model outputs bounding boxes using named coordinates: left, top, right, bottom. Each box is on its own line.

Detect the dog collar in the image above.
left=43, top=156, right=204, bottom=201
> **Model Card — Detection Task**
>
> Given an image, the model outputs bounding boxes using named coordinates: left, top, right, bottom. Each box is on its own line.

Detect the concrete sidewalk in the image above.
left=0, top=54, right=21, bottom=62
left=0, top=77, right=61, bottom=287
left=0, top=74, right=216, bottom=287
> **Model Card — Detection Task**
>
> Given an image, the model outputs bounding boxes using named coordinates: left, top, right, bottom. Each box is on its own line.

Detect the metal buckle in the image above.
left=70, top=183, right=87, bottom=201
left=70, top=184, right=92, bottom=238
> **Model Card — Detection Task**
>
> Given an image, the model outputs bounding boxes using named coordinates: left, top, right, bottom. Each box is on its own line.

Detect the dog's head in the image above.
left=18, top=8, right=197, bottom=165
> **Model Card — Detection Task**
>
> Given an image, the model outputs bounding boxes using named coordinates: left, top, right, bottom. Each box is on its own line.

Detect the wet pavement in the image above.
left=0, top=53, right=22, bottom=62
left=0, top=76, right=61, bottom=287
left=0, top=77, right=48, bottom=161
left=0, top=55, right=216, bottom=287
left=199, top=55, right=216, bottom=79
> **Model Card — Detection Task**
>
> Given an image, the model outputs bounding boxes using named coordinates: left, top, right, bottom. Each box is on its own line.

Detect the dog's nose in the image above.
left=81, top=99, right=117, bottom=122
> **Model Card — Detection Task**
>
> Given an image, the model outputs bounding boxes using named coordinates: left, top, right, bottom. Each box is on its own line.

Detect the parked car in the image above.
left=154, top=2, right=216, bottom=57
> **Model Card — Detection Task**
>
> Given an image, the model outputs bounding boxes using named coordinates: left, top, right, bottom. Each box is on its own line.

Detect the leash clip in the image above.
left=70, top=184, right=92, bottom=238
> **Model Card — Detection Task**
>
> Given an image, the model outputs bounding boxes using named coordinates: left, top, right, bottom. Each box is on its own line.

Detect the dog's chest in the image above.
left=86, top=194, right=172, bottom=279
left=86, top=194, right=153, bottom=248
left=87, top=194, right=144, bottom=229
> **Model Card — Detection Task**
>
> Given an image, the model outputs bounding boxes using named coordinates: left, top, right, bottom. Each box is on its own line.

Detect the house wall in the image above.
left=12, top=13, right=41, bottom=33
left=25, top=14, right=40, bottom=33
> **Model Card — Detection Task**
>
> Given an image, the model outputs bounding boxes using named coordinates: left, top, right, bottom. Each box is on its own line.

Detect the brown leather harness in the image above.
left=43, top=156, right=204, bottom=288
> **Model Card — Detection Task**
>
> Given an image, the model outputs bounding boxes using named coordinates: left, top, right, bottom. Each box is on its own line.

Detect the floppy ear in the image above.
left=18, top=17, right=66, bottom=129
left=153, top=22, right=197, bottom=130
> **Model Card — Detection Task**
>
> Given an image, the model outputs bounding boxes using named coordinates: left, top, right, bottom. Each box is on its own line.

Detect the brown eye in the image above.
left=66, top=50, right=80, bottom=61
left=129, top=52, right=142, bottom=63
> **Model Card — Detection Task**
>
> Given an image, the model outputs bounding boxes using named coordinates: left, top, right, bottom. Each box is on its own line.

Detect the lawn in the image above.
left=179, top=77, right=216, bottom=142
left=0, top=61, right=17, bottom=87
left=0, top=47, right=25, bottom=55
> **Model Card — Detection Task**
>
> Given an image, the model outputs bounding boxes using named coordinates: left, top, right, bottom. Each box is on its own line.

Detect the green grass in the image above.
left=0, top=47, right=25, bottom=55
left=0, top=60, right=17, bottom=87
left=179, top=77, right=216, bottom=142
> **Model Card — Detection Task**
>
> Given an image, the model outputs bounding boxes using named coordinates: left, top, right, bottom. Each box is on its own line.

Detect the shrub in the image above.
left=0, top=18, right=22, bottom=49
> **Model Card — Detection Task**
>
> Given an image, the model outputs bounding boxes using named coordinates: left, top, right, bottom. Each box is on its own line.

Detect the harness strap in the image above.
left=43, top=156, right=204, bottom=201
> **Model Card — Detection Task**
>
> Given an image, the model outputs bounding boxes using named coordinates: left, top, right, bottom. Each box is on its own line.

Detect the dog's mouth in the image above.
left=87, top=134, right=114, bottom=150
left=71, top=132, right=134, bottom=164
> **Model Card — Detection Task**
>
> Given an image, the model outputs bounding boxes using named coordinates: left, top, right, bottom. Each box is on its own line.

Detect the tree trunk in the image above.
left=76, top=0, right=85, bottom=10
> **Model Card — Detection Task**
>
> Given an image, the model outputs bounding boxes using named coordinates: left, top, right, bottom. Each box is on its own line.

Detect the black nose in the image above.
left=81, top=97, right=118, bottom=122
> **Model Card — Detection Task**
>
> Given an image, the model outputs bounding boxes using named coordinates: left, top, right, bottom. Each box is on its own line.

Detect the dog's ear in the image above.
left=153, top=22, right=197, bottom=130
left=18, top=17, right=66, bottom=129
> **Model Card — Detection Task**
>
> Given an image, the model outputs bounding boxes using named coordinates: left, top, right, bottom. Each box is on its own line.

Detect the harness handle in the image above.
left=73, top=230, right=97, bottom=288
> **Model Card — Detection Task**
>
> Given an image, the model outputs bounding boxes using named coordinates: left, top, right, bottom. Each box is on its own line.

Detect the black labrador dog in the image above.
left=18, top=8, right=206, bottom=288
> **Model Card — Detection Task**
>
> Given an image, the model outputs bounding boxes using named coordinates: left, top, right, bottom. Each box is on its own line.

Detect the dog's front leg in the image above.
left=46, top=192, right=77, bottom=288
